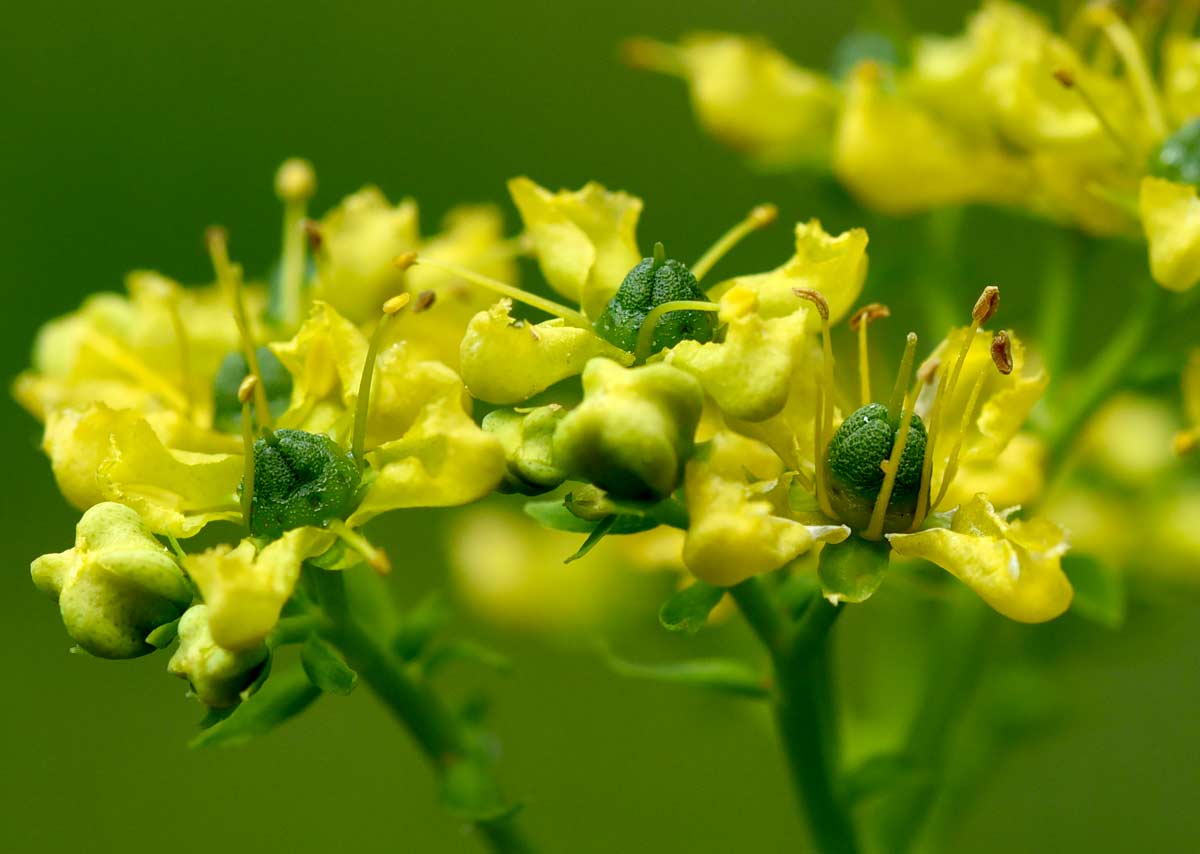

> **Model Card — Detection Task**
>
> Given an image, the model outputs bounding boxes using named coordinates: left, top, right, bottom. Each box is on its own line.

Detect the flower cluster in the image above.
left=628, top=0, right=1200, bottom=292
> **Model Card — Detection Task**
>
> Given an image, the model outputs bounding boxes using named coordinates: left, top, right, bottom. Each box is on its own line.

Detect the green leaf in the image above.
left=426, top=640, right=514, bottom=676
left=601, top=647, right=769, bottom=699
left=301, top=636, right=358, bottom=695
left=564, top=515, right=617, bottom=563
left=659, top=582, right=725, bottom=634
left=1063, top=553, right=1126, bottom=629
left=441, top=757, right=522, bottom=822
left=818, top=536, right=891, bottom=604
left=190, top=668, right=321, bottom=749
left=392, top=591, right=450, bottom=661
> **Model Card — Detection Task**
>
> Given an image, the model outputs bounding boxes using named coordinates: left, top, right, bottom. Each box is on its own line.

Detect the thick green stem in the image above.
left=314, top=570, right=534, bottom=854
left=731, top=580, right=859, bottom=854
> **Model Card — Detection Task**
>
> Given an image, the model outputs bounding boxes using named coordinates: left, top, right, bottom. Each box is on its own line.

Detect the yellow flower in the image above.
left=508, top=177, right=643, bottom=319
left=683, top=430, right=849, bottom=587
left=1140, top=177, right=1200, bottom=292
left=184, top=526, right=335, bottom=650
left=624, top=33, right=841, bottom=170
left=888, top=494, right=1072, bottom=623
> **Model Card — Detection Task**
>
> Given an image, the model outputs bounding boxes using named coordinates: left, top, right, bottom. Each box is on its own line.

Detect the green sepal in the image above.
left=301, top=635, right=358, bottom=695
left=441, top=756, right=524, bottom=823
left=658, top=581, right=725, bottom=634
left=564, top=516, right=618, bottom=563
left=190, top=667, right=321, bottom=749
left=1062, top=553, right=1126, bottom=629
left=818, top=536, right=891, bottom=604
left=212, top=346, right=293, bottom=433
left=523, top=498, right=595, bottom=533
left=146, top=617, right=181, bottom=650
left=392, top=592, right=450, bottom=661
left=601, top=647, right=770, bottom=699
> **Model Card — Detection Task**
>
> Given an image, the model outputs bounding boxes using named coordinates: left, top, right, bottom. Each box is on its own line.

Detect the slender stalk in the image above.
left=314, top=570, right=534, bottom=854
left=730, top=579, right=859, bottom=854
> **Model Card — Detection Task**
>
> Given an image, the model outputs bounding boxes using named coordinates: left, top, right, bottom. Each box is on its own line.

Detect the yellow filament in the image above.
left=857, top=323, right=871, bottom=407
left=691, top=203, right=777, bottom=282
left=208, top=230, right=274, bottom=428
left=413, top=258, right=590, bottom=327
left=813, top=310, right=838, bottom=519
left=865, top=388, right=918, bottom=541
left=931, top=370, right=988, bottom=510
left=351, top=294, right=411, bottom=465
left=327, top=519, right=391, bottom=574
left=1054, top=68, right=1135, bottom=159
left=238, top=376, right=258, bottom=528
left=1091, top=5, right=1168, bottom=139
left=83, top=330, right=190, bottom=412
left=634, top=299, right=720, bottom=362
left=887, top=333, right=919, bottom=422
left=278, top=199, right=309, bottom=329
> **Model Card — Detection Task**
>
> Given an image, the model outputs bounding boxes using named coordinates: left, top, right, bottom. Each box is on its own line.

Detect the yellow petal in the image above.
left=349, top=389, right=505, bottom=525
left=708, top=219, right=868, bottom=328
left=44, top=404, right=242, bottom=536
left=508, top=177, right=642, bottom=318
left=1184, top=349, right=1200, bottom=428
left=1140, top=176, right=1200, bottom=292
left=314, top=187, right=420, bottom=322
left=937, top=433, right=1046, bottom=510
left=667, top=285, right=813, bottom=421
left=1163, top=35, right=1200, bottom=127
left=186, top=527, right=335, bottom=650
left=459, top=300, right=633, bottom=404
left=667, top=33, right=841, bottom=169
left=683, top=431, right=848, bottom=586
left=888, top=494, right=1072, bottom=622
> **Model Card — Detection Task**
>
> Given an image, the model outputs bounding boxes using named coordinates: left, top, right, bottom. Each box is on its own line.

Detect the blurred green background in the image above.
left=3, top=1, right=1198, bottom=851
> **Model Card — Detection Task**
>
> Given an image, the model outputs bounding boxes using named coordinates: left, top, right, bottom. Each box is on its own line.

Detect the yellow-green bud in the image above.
left=31, top=502, right=192, bottom=659
left=167, top=605, right=269, bottom=708
left=482, top=405, right=569, bottom=494
left=553, top=358, right=703, bottom=500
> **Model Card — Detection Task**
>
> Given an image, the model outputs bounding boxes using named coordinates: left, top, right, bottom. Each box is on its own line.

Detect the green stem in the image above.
left=314, top=570, right=535, bottom=854
left=730, top=580, right=859, bottom=854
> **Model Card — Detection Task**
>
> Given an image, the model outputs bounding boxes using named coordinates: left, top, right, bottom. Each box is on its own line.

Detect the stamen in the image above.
left=912, top=286, right=999, bottom=528
left=887, top=332, right=919, bottom=422
left=794, top=288, right=836, bottom=518
left=634, top=300, right=720, bottom=362
left=1052, top=68, right=1136, bottom=158
left=413, top=290, right=437, bottom=312
left=82, top=330, right=190, bottom=412
left=142, top=275, right=194, bottom=416
left=1088, top=4, right=1168, bottom=139
left=302, top=218, right=324, bottom=253
left=620, top=37, right=686, bottom=76
left=410, top=256, right=590, bottom=328
left=275, top=158, right=317, bottom=328
left=351, top=293, right=412, bottom=464
left=237, top=375, right=258, bottom=528
left=327, top=519, right=391, bottom=574
left=931, top=369, right=988, bottom=511
left=850, top=303, right=890, bottom=407
left=207, top=227, right=274, bottom=429
left=865, top=385, right=918, bottom=541
left=692, top=204, right=777, bottom=282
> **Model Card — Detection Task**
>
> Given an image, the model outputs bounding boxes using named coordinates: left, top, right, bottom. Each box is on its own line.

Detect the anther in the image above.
left=393, top=251, right=418, bottom=271
left=691, top=203, right=779, bottom=282
left=990, top=330, right=1014, bottom=375
left=302, top=219, right=324, bottom=252
left=383, top=293, right=411, bottom=315
left=849, top=303, right=890, bottom=331
left=620, top=37, right=685, bottom=75
left=972, top=285, right=1000, bottom=325
left=793, top=287, right=830, bottom=322
left=237, top=375, right=258, bottom=405
left=414, top=290, right=437, bottom=312
left=274, top=158, right=316, bottom=204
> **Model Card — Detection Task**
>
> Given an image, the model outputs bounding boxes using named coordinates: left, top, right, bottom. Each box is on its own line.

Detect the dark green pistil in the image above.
left=825, top=403, right=927, bottom=532
left=245, top=429, right=361, bottom=539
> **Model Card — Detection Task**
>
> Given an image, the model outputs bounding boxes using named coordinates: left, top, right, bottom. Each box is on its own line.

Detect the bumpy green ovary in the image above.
left=247, top=429, right=362, bottom=539
left=212, top=346, right=294, bottom=432
left=825, top=403, right=927, bottom=533
left=593, top=254, right=714, bottom=355
left=31, top=502, right=193, bottom=659
left=1151, top=118, right=1200, bottom=187
left=553, top=358, right=703, bottom=500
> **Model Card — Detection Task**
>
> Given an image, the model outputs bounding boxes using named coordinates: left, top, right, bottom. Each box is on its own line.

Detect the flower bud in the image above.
left=553, top=358, right=703, bottom=500
left=593, top=250, right=714, bottom=354
left=167, top=605, right=269, bottom=708
left=31, top=502, right=192, bottom=659
left=824, top=403, right=927, bottom=532
left=247, top=429, right=362, bottom=539
left=482, top=405, right=568, bottom=494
